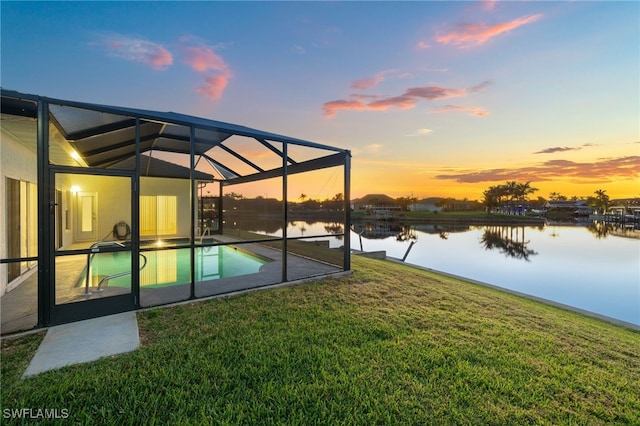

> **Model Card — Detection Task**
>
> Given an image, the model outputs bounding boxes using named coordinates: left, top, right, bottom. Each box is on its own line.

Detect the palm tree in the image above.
left=505, top=181, right=519, bottom=202
left=594, top=189, right=610, bottom=214
left=518, top=181, right=538, bottom=201
left=514, top=182, right=538, bottom=213
left=396, top=195, right=417, bottom=211
left=483, top=186, right=506, bottom=213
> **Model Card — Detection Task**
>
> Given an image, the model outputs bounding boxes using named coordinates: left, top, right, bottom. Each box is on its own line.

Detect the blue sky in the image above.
left=2, top=1, right=638, bottom=199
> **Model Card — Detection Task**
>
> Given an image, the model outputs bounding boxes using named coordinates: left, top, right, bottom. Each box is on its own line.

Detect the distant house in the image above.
left=544, top=200, right=593, bottom=216
left=607, top=199, right=640, bottom=219
left=351, top=194, right=397, bottom=211
left=608, top=205, right=627, bottom=216
left=607, top=205, right=640, bottom=218
left=409, top=197, right=443, bottom=212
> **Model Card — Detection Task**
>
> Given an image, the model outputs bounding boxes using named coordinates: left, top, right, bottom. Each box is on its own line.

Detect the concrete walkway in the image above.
left=22, top=312, right=140, bottom=378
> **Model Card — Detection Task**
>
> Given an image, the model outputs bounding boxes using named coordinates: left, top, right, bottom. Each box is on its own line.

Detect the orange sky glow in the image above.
left=3, top=1, right=638, bottom=202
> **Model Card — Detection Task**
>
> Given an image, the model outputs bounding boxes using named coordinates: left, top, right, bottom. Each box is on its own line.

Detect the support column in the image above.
left=189, top=126, right=196, bottom=299
left=218, top=183, right=223, bottom=234
left=282, top=142, right=288, bottom=282
left=132, top=118, right=141, bottom=307
left=37, top=100, right=50, bottom=327
left=343, top=151, right=351, bottom=271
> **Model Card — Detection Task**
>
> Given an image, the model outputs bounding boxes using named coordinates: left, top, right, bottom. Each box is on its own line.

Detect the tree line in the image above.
left=482, top=181, right=538, bottom=211
left=482, top=181, right=613, bottom=214
left=220, top=192, right=346, bottom=213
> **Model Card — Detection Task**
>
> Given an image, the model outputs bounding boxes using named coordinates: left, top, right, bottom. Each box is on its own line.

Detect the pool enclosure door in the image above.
left=49, top=169, right=138, bottom=324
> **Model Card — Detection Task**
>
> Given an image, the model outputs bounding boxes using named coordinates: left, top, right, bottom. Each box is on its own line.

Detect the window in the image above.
left=6, top=178, right=37, bottom=282
left=140, top=195, right=177, bottom=236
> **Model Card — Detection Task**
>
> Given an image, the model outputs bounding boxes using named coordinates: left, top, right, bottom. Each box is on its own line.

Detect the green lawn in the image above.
left=2, top=256, right=639, bottom=425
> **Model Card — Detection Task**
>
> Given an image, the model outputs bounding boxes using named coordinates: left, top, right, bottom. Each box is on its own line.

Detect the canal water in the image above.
left=253, top=219, right=639, bottom=326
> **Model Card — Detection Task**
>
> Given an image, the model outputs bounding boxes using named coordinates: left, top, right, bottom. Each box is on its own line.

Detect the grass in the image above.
left=2, top=256, right=639, bottom=425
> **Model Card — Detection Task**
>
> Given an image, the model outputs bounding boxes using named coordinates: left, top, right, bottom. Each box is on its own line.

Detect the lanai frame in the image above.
left=0, top=89, right=351, bottom=329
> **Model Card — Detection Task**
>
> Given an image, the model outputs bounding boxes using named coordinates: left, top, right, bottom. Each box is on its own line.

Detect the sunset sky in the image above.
left=2, top=1, right=638, bottom=201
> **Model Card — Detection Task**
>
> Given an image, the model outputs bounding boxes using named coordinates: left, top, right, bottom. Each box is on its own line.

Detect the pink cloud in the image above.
left=368, top=96, right=416, bottom=111
left=182, top=46, right=229, bottom=73
left=323, top=94, right=418, bottom=117
left=468, top=80, right=492, bottom=93
left=416, top=40, right=431, bottom=49
left=351, top=76, right=383, bottom=91
left=351, top=70, right=395, bottom=90
left=435, top=156, right=639, bottom=183
left=179, top=42, right=234, bottom=100
left=534, top=146, right=581, bottom=154
left=481, top=0, right=498, bottom=11
left=436, top=14, right=542, bottom=48
left=105, top=36, right=173, bottom=70
left=322, top=99, right=368, bottom=118
left=404, top=86, right=466, bottom=100
left=196, top=74, right=231, bottom=100
left=431, top=105, right=490, bottom=117
left=323, top=81, right=491, bottom=118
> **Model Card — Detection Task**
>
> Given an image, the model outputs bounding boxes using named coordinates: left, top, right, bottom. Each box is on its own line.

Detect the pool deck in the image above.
left=2, top=236, right=348, bottom=376
left=140, top=237, right=341, bottom=306
left=1, top=238, right=344, bottom=335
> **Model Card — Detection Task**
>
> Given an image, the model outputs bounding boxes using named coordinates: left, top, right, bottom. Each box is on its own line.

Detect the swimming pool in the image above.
left=81, top=245, right=269, bottom=289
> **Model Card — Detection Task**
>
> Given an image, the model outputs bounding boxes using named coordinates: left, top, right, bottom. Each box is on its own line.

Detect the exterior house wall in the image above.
left=53, top=175, right=193, bottom=247
left=55, top=174, right=133, bottom=249
left=140, top=176, right=192, bottom=239
left=0, top=127, right=38, bottom=295
left=55, top=175, right=193, bottom=245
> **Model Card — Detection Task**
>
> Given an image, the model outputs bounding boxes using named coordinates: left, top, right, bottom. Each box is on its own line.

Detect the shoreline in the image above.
left=382, top=255, right=640, bottom=331
left=352, top=215, right=547, bottom=226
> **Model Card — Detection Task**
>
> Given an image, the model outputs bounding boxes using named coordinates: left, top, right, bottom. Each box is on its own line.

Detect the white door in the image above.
left=76, top=192, right=97, bottom=241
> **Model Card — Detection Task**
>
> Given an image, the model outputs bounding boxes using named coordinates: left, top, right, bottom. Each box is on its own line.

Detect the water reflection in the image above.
left=396, top=227, right=417, bottom=242
left=351, top=221, right=405, bottom=239
left=354, top=222, right=540, bottom=260
left=350, top=222, right=417, bottom=245
left=206, top=217, right=639, bottom=323
left=480, top=226, right=538, bottom=261
left=324, top=223, right=344, bottom=238
left=223, top=216, right=345, bottom=237
left=414, top=224, right=472, bottom=241
left=587, top=221, right=640, bottom=239
left=352, top=222, right=459, bottom=241
left=347, top=220, right=639, bottom=325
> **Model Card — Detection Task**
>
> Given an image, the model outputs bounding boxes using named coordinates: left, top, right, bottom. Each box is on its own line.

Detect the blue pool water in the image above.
left=84, top=246, right=268, bottom=289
